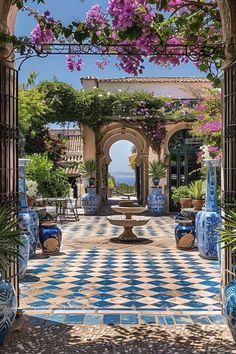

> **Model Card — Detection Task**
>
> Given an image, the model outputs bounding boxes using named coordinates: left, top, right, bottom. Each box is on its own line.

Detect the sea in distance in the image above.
left=110, top=172, right=135, bottom=186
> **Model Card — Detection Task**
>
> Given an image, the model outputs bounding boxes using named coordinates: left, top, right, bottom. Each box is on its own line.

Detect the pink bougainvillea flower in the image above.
left=66, top=55, right=83, bottom=71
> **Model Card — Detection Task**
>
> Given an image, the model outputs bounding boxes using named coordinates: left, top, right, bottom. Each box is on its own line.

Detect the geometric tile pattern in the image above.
left=20, top=248, right=221, bottom=312
left=19, top=215, right=223, bottom=324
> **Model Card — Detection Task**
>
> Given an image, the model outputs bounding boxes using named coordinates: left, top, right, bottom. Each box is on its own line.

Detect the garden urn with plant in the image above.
left=189, top=180, right=205, bottom=211
left=26, top=179, right=38, bottom=207
left=171, top=186, right=192, bottom=209
left=0, top=206, right=22, bottom=344
left=147, top=160, right=166, bottom=215
left=80, top=159, right=98, bottom=188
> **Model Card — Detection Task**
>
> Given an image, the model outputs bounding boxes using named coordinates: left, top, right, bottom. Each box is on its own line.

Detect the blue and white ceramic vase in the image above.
left=39, top=223, right=62, bottom=254
left=148, top=187, right=165, bottom=215
left=195, top=159, right=221, bottom=260
left=19, top=158, right=30, bottom=210
left=175, top=219, right=195, bottom=250
left=19, top=231, right=30, bottom=279
left=0, top=273, right=17, bottom=344
left=19, top=212, right=38, bottom=258
left=82, top=187, right=100, bottom=215
left=224, top=278, right=236, bottom=342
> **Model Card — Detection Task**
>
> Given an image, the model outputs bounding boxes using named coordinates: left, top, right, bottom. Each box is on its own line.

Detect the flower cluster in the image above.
left=95, top=59, right=109, bottom=69
left=85, top=4, right=106, bottom=29
left=66, top=55, right=83, bottom=71
left=199, top=121, right=221, bottom=133
left=30, top=11, right=55, bottom=45
left=197, top=145, right=221, bottom=162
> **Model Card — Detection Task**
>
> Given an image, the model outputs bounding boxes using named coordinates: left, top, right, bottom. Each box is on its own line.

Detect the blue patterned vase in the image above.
left=0, top=274, right=17, bottom=344
left=39, top=223, right=62, bottom=254
left=147, top=187, right=165, bottom=215
left=196, top=210, right=221, bottom=260
left=19, top=212, right=38, bottom=258
left=82, top=187, right=100, bottom=215
left=19, top=232, right=30, bottom=279
left=195, top=159, right=221, bottom=260
left=224, top=278, right=236, bottom=342
left=175, top=219, right=195, bottom=250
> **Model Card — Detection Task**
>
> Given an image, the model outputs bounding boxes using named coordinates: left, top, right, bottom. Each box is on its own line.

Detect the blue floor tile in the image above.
left=174, top=316, right=193, bottom=324
left=140, top=315, right=156, bottom=324
left=120, top=314, right=138, bottom=325
left=190, top=315, right=211, bottom=324
left=46, top=314, right=67, bottom=324
left=83, top=315, right=103, bottom=325
left=66, top=314, right=84, bottom=324
left=164, top=316, right=175, bottom=325
left=209, top=315, right=225, bottom=324
left=103, top=315, right=120, bottom=325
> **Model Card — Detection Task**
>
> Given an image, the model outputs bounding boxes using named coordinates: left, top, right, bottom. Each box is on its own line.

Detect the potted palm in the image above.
left=171, top=186, right=192, bottom=209
left=148, top=160, right=166, bottom=186
left=0, top=206, right=22, bottom=344
left=189, top=180, right=205, bottom=211
left=79, top=159, right=98, bottom=188
left=219, top=209, right=236, bottom=342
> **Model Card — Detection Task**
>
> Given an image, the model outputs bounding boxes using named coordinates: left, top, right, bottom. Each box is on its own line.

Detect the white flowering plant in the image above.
left=26, top=179, right=38, bottom=198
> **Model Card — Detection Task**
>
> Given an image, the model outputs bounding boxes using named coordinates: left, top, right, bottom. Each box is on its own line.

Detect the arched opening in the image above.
left=99, top=123, right=149, bottom=205
left=107, top=140, right=136, bottom=201
left=168, top=129, right=202, bottom=211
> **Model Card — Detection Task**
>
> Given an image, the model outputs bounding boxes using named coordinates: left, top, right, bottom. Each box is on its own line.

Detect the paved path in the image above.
left=2, top=214, right=234, bottom=352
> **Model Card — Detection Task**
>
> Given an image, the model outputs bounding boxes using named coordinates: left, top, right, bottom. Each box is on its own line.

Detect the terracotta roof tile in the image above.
left=97, top=77, right=210, bottom=84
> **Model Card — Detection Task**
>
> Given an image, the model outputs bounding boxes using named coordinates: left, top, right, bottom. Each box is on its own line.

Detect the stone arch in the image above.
left=98, top=123, right=149, bottom=204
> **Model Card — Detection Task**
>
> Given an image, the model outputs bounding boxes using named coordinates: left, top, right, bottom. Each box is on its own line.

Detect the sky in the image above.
left=109, top=141, right=134, bottom=174
left=15, top=0, right=205, bottom=172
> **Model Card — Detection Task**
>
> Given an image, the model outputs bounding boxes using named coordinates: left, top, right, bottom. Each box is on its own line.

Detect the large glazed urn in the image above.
left=82, top=187, right=100, bottom=215
left=39, top=222, right=62, bottom=254
left=147, top=187, right=165, bottom=215
left=195, top=159, right=221, bottom=259
left=0, top=274, right=17, bottom=344
left=224, top=278, right=236, bottom=342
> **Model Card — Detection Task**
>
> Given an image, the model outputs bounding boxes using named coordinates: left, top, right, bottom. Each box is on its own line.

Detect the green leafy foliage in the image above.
left=0, top=206, right=21, bottom=269
left=171, top=186, right=192, bottom=206
left=108, top=174, right=116, bottom=188
left=189, top=180, right=205, bottom=200
left=219, top=209, right=236, bottom=252
left=148, top=160, right=166, bottom=179
left=26, top=154, right=70, bottom=197
left=79, top=159, right=97, bottom=178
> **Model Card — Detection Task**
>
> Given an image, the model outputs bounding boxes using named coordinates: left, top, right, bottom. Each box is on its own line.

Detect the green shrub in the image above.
left=26, top=153, right=70, bottom=197
left=171, top=186, right=191, bottom=206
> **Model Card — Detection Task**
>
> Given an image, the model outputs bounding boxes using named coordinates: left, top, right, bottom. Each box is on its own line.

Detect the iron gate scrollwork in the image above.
left=0, top=61, right=19, bottom=301
left=223, top=62, right=236, bottom=286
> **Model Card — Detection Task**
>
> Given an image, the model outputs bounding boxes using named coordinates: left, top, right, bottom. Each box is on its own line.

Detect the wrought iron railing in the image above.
left=0, top=61, right=19, bottom=300
left=222, top=62, right=236, bottom=286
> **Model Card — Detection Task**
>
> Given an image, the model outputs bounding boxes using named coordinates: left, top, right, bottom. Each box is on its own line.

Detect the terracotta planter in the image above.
left=192, top=199, right=205, bottom=211
left=27, top=196, right=36, bottom=207
left=180, top=198, right=192, bottom=209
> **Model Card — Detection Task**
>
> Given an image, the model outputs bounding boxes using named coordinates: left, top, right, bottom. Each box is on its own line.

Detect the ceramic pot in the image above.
left=180, top=198, right=192, bottom=209
left=0, top=274, right=17, bottom=344
left=192, top=199, right=205, bottom=211
left=19, top=232, right=30, bottom=279
left=82, top=187, right=100, bottom=215
left=175, top=219, right=195, bottom=250
left=152, top=177, right=160, bottom=187
left=224, top=278, right=236, bottom=342
left=148, top=187, right=165, bottom=215
left=39, top=222, right=62, bottom=254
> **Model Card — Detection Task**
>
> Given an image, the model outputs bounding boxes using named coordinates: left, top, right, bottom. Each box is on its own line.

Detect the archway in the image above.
left=107, top=140, right=136, bottom=200
left=99, top=123, right=149, bottom=205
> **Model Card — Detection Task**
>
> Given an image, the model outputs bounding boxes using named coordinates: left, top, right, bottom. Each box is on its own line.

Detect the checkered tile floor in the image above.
left=20, top=215, right=223, bottom=324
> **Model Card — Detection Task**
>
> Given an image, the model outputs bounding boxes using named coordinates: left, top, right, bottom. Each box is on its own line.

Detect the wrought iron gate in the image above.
left=222, top=62, right=236, bottom=286
left=0, top=61, right=19, bottom=300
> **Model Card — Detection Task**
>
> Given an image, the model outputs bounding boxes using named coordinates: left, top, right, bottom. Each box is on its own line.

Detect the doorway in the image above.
left=169, top=129, right=202, bottom=211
